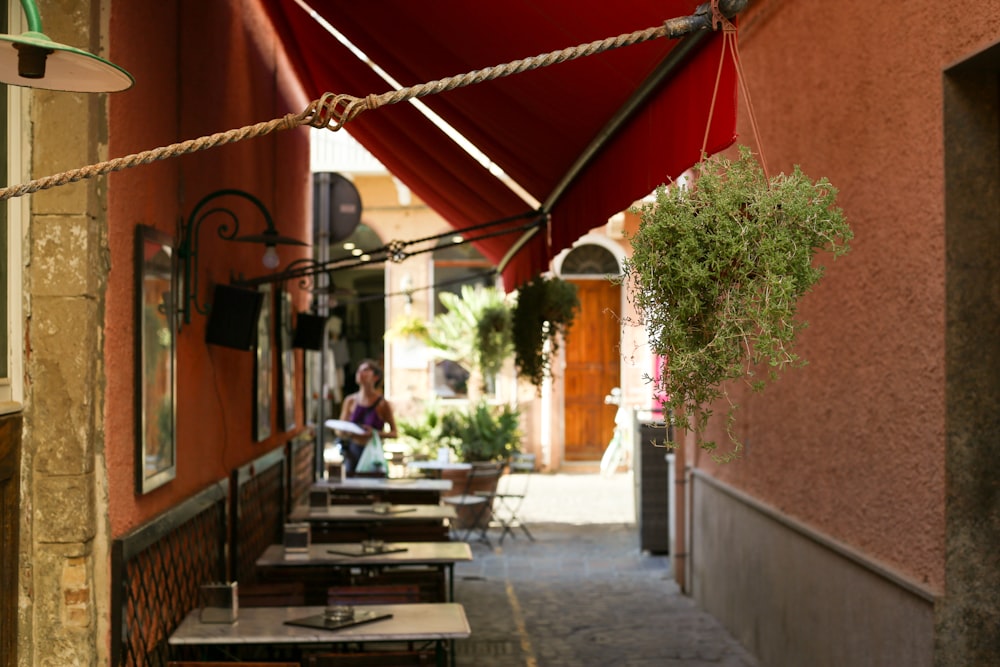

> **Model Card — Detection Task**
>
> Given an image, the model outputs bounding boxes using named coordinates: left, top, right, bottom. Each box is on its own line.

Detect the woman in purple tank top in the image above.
left=335, top=359, right=397, bottom=476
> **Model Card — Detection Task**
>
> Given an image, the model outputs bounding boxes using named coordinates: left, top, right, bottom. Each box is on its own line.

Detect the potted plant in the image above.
left=397, top=399, right=521, bottom=464
left=624, top=145, right=852, bottom=460
left=441, top=400, right=521, bottom=464
left=395, top=401, right=445, bottom=462
left=512, top=275, right=580, bottom=391
left=437, top=399, right=520, bottom=533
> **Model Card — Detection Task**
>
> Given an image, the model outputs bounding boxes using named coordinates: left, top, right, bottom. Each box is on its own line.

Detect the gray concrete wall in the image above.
left=939, top=44, right=1000, bottom=666
left=690, top=472, right=935, bottom=667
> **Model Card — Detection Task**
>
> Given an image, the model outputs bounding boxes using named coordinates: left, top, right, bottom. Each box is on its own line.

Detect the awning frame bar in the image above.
left=498, top=0, right=748, bottom=276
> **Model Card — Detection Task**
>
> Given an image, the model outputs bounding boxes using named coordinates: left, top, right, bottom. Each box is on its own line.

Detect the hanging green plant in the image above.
left=476, top=303, right=514, bottom=382
left=624, top=145, right=852, bottom=460
left=512, top=275, right=580, bottom=390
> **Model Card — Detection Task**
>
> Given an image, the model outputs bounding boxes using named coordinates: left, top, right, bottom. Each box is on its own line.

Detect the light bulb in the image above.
left=262, top=245, right=280, bottom=269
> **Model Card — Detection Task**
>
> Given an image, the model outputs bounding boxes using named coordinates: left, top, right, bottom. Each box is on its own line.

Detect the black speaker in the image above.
left=293, top=313, right=327, bottom=350
left=205, top=284, right=264, bottom=350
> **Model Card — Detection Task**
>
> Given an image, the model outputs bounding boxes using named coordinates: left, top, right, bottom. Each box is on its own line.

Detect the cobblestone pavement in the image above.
left=450, top=472, right=760, bottom=667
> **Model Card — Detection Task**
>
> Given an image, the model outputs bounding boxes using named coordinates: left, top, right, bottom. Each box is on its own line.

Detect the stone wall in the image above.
left=18, top=2, right=111, bottom=663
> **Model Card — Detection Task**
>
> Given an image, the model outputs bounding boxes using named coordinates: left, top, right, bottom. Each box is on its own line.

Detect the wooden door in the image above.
left=0, top=413, right=22, bottom=667
left=563, top=280, right=620, bottom=461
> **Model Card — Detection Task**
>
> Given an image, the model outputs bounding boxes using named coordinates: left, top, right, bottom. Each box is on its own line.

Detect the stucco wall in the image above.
left=106, top=0, right=311, bottom=538
left=683, top=0, right=1000, bottom=663
left=692, top=0, right=967, bottom=592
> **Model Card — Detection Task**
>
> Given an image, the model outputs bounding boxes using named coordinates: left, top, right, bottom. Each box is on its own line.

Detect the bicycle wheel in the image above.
left=600, top=430, right=624, bottom=476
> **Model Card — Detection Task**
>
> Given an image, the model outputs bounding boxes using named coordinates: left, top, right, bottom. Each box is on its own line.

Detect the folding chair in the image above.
left=441, top=462, right=503, bottom=544
left=491, top=453, right=536, bottom=544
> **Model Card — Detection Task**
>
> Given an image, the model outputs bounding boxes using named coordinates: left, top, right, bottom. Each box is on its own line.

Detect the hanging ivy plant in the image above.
left=476, top=303, right=514, bottom=382
left=624, top=145, right=852, bottom=459
left=512, top=275, right=580, bottom=390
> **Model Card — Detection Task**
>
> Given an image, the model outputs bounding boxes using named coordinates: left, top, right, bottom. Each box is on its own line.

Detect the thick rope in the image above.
left=0, top=7, right=729, bottom=202
left=0, top=107, right=319, bottom=201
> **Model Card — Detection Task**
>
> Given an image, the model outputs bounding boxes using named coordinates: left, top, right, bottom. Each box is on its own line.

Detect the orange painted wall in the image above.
left=687, top=0, right=1000, bottom=593
left=106, top=0, right=311, bottom=537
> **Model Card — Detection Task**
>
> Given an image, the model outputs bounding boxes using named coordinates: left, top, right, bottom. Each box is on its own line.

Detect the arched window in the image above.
left=559, top=244, right=621, bottom=276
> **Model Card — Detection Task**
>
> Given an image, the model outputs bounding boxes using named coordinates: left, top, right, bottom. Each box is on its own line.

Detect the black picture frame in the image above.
left=278, top=290, right=296, bottom=432
left=254, top=283, right=273, bottom=442
left=134, top=225, right=177, bottom=494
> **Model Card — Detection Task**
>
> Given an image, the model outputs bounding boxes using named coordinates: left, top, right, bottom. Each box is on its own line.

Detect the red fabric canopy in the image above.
left=261, top=0, right=737, bottom=289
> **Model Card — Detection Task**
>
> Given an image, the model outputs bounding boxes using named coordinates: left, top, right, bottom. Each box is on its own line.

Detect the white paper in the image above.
left=324, top=419, right=367, bottom=436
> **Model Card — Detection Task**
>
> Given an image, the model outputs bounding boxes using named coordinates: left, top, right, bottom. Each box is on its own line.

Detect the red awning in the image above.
left=261, top=0, right=737, bottom=289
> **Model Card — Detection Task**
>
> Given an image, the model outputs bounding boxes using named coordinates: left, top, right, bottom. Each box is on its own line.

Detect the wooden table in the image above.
left=169, top=603, right=469, bottom=665
left=288, top=504, right=457, bottom=543
left=313, top=477, right=453, bottom=505
left=256, top=541, right=473, bottom=601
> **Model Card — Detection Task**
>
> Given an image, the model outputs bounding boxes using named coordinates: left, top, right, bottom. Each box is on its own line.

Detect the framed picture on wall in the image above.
left=304, top=349, right=320, bottom=427
left=278, top=290, right=296, bottom=432
left=254, top=284, right=273, bottom=442
left=134, top=224, right=177, bottom=494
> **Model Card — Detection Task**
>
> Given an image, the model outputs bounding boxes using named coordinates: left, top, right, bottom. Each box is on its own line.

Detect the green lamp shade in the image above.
left=0, top=31, right=133, bottom=92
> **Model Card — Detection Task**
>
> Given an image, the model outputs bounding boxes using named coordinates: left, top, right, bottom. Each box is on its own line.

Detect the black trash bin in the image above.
left=636, top=420, right=672, bottom=554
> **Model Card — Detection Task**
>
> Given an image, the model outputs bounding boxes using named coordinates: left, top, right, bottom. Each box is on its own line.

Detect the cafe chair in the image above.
left=328, top=491, right=378, bottom=505
left=304, top=650, right=432, bottom=666
left=169, top=663, right=300, bottom=667
left=238, top=581, right=307, bottom=607
left=326, top=583, right=422, bottom=605
left=491, top=452, right=536, bottom=544
left=442, top=462, right=503, bottom=544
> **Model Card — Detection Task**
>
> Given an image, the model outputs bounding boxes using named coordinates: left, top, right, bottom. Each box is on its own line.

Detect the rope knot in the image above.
left=308, top=92, right=380, bottom=131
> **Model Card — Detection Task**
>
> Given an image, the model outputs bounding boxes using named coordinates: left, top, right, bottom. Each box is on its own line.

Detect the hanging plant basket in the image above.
left=624, top=145, right=852, bottom=459
left=512, top=275, right=580, bottom=390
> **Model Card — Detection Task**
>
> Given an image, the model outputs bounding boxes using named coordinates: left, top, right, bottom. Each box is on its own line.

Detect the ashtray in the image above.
left=324, top=605, right=354, bottom=622
left=361, top=539, right=385, bottom=553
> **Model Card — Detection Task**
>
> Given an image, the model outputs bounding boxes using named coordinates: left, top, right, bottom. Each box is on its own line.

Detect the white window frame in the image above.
left=1, top=1, right=26, bottom=414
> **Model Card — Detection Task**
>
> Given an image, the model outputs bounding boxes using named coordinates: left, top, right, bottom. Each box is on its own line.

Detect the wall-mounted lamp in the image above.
left=178, top=188, right=308, bottom=325
left=0, top=0, right=133, bottom=92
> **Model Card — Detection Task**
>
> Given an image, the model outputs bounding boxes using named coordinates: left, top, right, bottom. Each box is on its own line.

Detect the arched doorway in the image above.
left=558, top=242, right=622, bottom=462
left=327, top=223, right=386, bottom=397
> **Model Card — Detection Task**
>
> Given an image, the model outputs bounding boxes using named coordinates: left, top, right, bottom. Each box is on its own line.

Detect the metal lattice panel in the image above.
left=113, top=487, right=227, bottom=667
left=289, top=437, right=315, bottom=508
left=234, top=457, right=285, bottom=583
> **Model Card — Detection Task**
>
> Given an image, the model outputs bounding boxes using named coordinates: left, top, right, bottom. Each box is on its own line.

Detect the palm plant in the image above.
left=423, top=284, right=513, bottom=395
